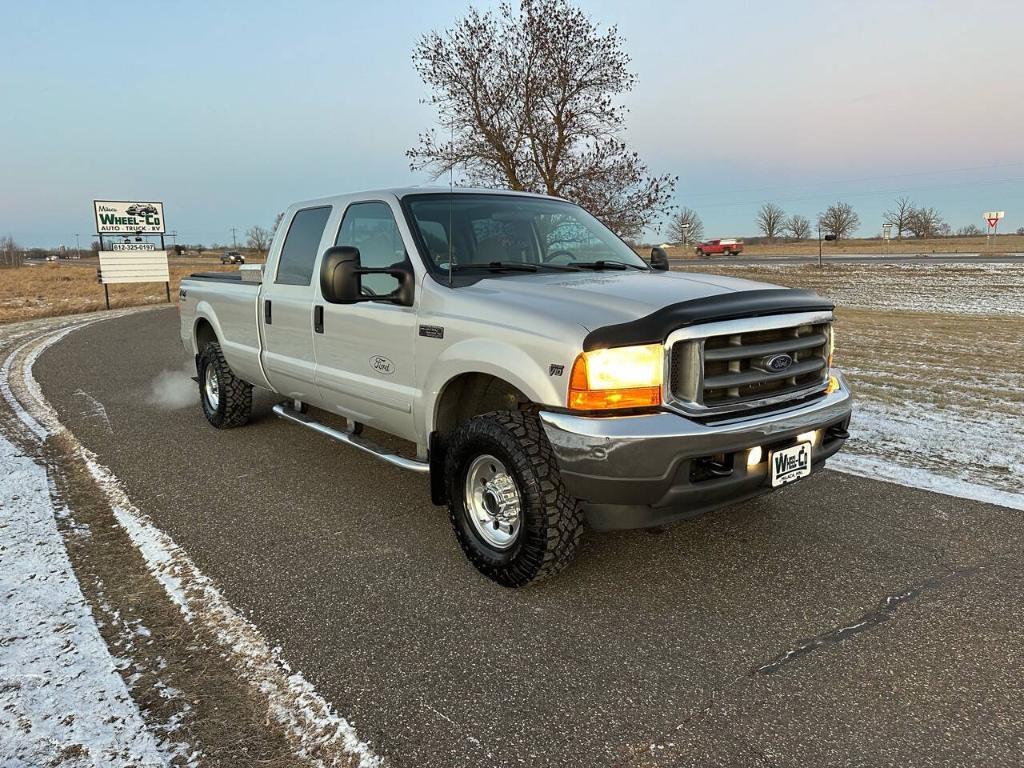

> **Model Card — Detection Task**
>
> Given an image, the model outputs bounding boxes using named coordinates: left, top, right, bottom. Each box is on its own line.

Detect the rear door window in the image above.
left=276, top=206, right=331, bottom=286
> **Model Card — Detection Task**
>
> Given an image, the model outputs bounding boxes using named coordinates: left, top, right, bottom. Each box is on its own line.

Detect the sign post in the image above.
left=983, top=210, right=1005, bottom=250
left=93, top=200, right=170, bottom=309
left=882, top=223, right=892, bottom=254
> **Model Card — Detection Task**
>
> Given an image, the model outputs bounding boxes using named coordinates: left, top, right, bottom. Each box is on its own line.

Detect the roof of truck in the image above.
left=285, top=186, right=567, bottom=211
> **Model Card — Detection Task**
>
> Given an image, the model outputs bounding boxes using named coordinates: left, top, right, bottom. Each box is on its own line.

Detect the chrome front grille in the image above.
left=667, top=311, right=833, bottom=415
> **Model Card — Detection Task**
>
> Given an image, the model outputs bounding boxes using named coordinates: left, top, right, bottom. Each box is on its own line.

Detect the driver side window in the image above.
left=335, top=202, right=407, bottom=296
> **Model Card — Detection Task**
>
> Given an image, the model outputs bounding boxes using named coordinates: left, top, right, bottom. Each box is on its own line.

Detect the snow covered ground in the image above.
left=0, top=431, right=172, bottom=767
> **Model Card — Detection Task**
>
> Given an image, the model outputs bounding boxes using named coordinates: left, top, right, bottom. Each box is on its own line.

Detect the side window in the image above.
left=276, top=206, right=331, bottom=286
left=335, top=202, right=407, bottom=296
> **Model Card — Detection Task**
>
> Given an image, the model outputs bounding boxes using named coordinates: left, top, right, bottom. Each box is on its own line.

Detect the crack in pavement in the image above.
left=752, top=563, right=986, bottom=675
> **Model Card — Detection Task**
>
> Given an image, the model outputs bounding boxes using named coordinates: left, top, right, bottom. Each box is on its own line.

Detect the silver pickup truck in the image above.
left=179, top=188, right=852, bottom=586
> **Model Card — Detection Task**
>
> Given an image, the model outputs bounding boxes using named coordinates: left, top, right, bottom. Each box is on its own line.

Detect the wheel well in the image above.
left=194, top=318, right=217, bottom=352
left=429, top=373, right=530, bottom=506
left=433, top=373, right=529, bottom=440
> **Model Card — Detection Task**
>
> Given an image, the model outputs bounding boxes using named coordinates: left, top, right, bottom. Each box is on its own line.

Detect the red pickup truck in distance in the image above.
left=695, top=238, right=743, bottom=257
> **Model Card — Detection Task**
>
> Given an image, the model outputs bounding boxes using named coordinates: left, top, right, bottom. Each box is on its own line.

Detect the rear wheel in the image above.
left=445, top=410, right=584, bottom=587
left=198, top=341, right=252, bottom=428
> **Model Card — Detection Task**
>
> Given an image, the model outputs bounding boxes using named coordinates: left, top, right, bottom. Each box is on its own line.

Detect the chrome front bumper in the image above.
left=539, top=371, right=853, bottom=529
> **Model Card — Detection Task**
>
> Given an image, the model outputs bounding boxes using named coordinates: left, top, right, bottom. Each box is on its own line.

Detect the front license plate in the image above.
left=770, top=442, right=812, bottom=487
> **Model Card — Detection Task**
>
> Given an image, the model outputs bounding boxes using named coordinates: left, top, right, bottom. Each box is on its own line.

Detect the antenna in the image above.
left=448, top=117, right=455, bottom=288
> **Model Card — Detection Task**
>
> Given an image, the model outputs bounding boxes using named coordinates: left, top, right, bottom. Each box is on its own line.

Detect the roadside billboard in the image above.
left=93, top=200, right=166, bottom=234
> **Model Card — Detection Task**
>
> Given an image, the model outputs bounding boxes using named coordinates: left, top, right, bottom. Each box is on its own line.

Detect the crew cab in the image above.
left=696, top=238, right=743, bottom=257
left=178, top=188, right=851, bottom=586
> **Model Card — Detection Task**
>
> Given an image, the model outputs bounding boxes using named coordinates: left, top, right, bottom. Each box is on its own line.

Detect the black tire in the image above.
left=445, top=410, right=584, bottom=587
left=198, top=341, right=252, bottom=429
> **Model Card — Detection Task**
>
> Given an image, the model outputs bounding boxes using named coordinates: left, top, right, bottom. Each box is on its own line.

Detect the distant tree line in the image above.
left=661, top=195, right=1011, bottom=244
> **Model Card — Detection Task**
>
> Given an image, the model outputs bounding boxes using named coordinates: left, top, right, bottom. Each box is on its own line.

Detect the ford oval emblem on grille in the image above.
left=764, top=353, right=794, bottom=372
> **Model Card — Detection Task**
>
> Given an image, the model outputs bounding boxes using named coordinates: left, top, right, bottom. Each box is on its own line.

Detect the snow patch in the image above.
left=834, top=396, right=1024, bottom=505
left=831, top=454, right=1024, bottom=512
left=0, top=432, right=171, bottom=767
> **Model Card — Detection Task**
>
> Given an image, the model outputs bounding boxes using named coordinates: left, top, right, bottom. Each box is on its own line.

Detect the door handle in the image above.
left=264, top=299, right=272, bottom=325
left=314, top=305, right=324, bottom=333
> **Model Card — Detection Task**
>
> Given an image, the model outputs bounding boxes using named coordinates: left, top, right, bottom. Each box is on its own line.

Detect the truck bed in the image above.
left=180, top=273, right=268, bottom=388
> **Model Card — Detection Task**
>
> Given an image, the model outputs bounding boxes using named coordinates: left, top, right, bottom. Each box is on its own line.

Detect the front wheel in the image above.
left=445, top=410, right=584, bottom=587
left=198, top=341, right=253, bottom=428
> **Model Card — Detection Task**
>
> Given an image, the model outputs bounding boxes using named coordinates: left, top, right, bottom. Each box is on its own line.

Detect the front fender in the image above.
left=420, top=337, right=569, bottom=437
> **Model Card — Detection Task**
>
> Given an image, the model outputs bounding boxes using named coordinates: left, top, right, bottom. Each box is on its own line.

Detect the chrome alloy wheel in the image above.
left=204, top=364, right=220, bottom=411
left=464, top=454, right=522, bottom=549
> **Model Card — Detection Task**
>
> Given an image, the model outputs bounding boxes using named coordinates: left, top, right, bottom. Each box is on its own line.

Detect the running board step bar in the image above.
left=272, top=403, right=429, bottom=474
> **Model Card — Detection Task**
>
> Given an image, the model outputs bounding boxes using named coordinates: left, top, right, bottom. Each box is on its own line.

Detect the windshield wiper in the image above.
left=450, top=261, right=580, bottom=273
left=451, top=261, right=538, bottom=273
left=566, top=260, right=646, bottom=271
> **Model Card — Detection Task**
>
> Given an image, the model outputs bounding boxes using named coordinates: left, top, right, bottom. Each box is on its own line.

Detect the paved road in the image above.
left=672, top=253, right=1023, bottom=266
left=35, top=308, right=1024, bottom=767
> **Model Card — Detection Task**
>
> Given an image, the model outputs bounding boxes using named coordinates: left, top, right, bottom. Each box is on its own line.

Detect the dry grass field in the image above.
left=653, top=233, right=1024, bottom=259
left=0, top=259, right=262, bottom=325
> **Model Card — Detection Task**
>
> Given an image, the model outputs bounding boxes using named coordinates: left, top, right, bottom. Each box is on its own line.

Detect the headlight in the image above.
left=828, top=325, right=836, bottom=369
left=569, top=344, right=663, bottom=410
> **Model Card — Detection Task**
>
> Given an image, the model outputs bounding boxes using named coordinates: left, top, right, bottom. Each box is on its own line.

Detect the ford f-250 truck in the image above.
left=179, top=188, right=852, bottom=587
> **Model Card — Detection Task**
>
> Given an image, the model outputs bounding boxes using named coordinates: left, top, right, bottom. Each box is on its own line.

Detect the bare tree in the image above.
left=1, top=234, right=23, bottom=267
left=666, top=207, right=703, bottom=245
left=883, top=196, right=915, bottom=239
left=785, top=214, right=811, bottom=240
left=408, top=0, right=675, bottom=237
left=1017, top=226, right=1024, bottom=236
left=272, top=212, right=285, bottom=235
left=818, top=202, right=860, bottom=239
left=755, top=203, right=786, bottom=240
left=956, top=224, right=982, bottom=236
left=246, top=225, right=272, bottom=256
left=906, top=206, right=945, bottom=238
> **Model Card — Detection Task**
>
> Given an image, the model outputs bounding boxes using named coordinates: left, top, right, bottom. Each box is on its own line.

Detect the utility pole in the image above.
left=231, top=227, right=238, bottom=248
left=817, top=224, right=822, bottom=268
left=75, top=233, right=81, bottom=259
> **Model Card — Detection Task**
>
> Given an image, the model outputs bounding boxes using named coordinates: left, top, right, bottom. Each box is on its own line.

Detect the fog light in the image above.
left=747, top=446, right=763, bottom=466
left=797, top=430, right=820, bottom=447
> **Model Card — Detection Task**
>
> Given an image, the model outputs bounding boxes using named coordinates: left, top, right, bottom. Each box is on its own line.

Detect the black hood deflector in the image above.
left=582, top=289, right=834, bottom=351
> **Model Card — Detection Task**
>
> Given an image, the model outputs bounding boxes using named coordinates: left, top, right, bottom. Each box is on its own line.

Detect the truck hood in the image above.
left=462, top=269, right=783, bottom=331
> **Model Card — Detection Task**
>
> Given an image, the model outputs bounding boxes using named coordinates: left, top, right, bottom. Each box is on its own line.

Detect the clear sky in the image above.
left=2, top=0, right=1022, bottom=247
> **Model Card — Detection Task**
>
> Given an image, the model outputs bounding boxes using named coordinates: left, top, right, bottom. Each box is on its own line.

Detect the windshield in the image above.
left=403, top=193, right=648, bottom=275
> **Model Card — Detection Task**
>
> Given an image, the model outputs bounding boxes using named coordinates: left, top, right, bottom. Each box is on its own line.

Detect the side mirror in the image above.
left=320, top=246, right=363, bottom=303
left=650, top=246, right=670, bottom=271
left=320, top=245, right=415, bottom=306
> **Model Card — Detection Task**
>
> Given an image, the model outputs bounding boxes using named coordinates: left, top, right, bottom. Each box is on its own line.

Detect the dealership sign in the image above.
left=97, top=250, right=169, bottom=284
left=94, top=200, right=166, bottom=234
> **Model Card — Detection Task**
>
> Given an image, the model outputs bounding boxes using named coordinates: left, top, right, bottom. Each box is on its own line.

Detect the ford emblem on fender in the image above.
left=763, top=353, right=794, bottom=372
